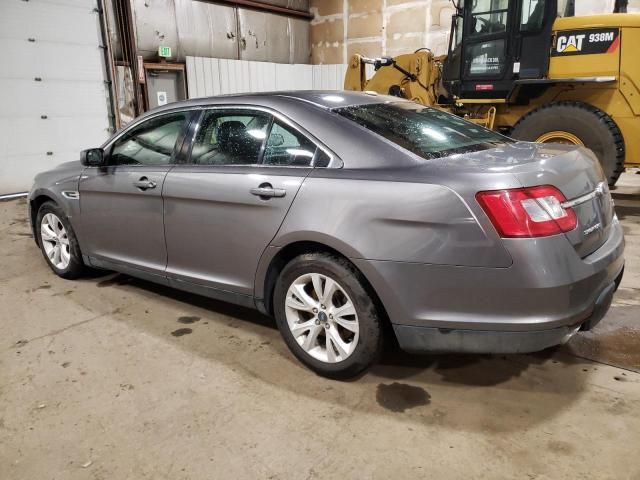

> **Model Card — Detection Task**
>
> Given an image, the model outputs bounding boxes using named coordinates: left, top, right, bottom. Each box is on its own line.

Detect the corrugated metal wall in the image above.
left=185, top=57, right=346, bottom=97
left=127, top=0, right=310, bottom=63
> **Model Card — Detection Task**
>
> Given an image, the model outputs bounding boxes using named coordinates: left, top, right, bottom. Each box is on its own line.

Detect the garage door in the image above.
left=0, top=0, right=111, bottom=195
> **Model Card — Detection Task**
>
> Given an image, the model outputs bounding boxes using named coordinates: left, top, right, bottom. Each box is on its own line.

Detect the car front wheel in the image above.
left=274, top=253, right=383, bottom=379
left=36, top=201, right=86, bottom=279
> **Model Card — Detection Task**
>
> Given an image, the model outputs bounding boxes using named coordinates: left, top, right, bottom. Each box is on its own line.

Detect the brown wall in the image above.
left=309, top=0, right=454, bottom=64
left=309, top=0, right=640, bottom=65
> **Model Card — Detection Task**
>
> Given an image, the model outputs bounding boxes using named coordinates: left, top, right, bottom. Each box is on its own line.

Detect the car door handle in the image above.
left=250, top=186, right=286, bottom=198
left=133, top=177, right=157, bottom=190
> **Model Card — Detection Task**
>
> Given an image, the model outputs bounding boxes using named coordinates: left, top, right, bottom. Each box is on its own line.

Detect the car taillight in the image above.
left=476, top=185, right=577, bottom=238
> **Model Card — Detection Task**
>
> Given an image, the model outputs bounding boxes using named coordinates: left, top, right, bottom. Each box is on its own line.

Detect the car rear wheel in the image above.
left=36, top=201, right=86, bottom=279
left=274, top=252, right=382, bottom=379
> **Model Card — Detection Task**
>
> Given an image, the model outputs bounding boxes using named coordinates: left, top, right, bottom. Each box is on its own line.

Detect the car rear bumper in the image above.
left=352, top=218, right=625, bottom=354
left=392, top=272, right=621, bottom=353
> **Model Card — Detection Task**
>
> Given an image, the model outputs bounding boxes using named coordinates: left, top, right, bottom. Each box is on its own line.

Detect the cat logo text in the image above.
left=552, top=28, right=619, bottom=57
left=556, top=34, right=586, bottom=53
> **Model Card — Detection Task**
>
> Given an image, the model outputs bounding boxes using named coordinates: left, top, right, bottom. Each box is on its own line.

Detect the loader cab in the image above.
left=443, top=0, right=557, bottom=99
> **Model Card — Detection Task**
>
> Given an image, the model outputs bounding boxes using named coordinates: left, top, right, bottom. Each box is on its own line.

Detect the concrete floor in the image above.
left=1, top=173, right=639, bottom=480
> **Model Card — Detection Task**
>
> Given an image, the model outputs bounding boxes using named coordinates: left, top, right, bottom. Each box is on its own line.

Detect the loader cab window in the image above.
left=443, top=14, right=465, bottom=83
left=468, top=39, right=506, bottom=76
left=453, top=14, right=464, bottom=49
left=556, top=0, right=573, bottom=17
left=520, top=0, right=546, bottom=32
left=469, top=0, right=509, bottom=37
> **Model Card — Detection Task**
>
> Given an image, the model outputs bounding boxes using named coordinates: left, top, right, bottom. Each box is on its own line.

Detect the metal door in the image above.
left=146, top=69, right=186, bottom=109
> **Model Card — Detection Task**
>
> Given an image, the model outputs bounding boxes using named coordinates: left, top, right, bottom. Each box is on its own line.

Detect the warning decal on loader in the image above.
left=552, top=28, right=620, bottom=57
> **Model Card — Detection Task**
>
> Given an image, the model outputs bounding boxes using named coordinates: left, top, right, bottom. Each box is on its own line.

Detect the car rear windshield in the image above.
left=334, top=102, right=512, bottom=159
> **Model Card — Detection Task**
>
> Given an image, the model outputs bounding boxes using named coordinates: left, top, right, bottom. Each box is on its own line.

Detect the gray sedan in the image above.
left=28, top=91, right=625, bottom=378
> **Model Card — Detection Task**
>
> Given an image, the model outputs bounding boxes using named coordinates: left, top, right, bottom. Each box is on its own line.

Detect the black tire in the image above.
left=511, top=101, right=625, bottom=186
left=35, top=201, right=86, bottom=279
left=273, top=252, right=383, bottom=379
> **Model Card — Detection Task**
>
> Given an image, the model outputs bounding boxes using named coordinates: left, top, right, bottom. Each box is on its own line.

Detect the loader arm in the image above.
left=344, top=51, right=441, bottom=107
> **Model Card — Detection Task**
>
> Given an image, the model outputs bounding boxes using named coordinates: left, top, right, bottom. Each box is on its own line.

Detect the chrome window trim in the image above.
left=100, top=107, right=202, bottom=152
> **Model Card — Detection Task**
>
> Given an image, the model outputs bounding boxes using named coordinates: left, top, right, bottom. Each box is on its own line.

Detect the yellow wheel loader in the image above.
left=344, top=0, right=640, bottom=185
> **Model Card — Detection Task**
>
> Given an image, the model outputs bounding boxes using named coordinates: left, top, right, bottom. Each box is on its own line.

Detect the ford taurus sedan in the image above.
left=28, top=91, right=625, bottom=378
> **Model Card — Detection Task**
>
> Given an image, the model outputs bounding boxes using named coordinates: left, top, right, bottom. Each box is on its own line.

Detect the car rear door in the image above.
left=77, top=110, right=193, bottom=278
left=162, top=107, right=317, bottom=301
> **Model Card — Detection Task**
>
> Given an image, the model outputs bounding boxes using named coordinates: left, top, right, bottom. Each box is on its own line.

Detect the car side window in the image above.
left=191, top=110, right=271, bottom=165
left=110, top=112, right=188, bottom=166
left=263, top=121, right=316, bottom=167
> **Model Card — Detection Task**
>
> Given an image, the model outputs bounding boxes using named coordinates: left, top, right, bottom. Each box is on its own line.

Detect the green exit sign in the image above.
left=158, top=46, right=172, bottom=58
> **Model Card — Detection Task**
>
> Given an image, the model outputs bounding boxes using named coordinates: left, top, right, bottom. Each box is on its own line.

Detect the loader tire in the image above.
left=511, top=101, right=625, bottom=186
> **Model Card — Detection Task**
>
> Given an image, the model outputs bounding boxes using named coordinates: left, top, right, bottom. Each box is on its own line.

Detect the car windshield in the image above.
left=334, top=102, right=512, bottom=160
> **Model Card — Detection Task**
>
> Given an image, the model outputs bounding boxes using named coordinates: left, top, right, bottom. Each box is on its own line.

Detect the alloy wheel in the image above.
left=40, top=213, right=71, bottom=270
left=285, top=273, right=359, bottom=363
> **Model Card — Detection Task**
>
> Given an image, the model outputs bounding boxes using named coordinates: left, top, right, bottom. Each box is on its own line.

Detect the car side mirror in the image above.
left=269, top=133, right=285, bottom=147
left=80, top=148, right=105, bottom=167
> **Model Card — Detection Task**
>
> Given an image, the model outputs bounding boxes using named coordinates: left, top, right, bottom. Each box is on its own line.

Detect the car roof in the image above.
left=148, top=90, right=405, bottom=116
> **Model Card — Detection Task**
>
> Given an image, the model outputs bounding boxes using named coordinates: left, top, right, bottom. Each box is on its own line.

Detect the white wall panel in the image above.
left=312, top=64, right=347, bottom=90
left=0, top=1, right=101, bottom=45
left=6, top=118, right=107, bottom=158
left=275, top=64, right=295, bottom=91
left=201, top=59, right=215, bottom=97
left=237, top=60, right=252, bottom=94
left=186, top=55, right=197, bottom=98
left=0, top=0, right=110, bottom=194
left=186, top=56, right=346, bottom=98
left=4, top=40, right=104, bottom=82
left=294, top=64, right=313, bottom=90
left=0, top=80, right=108, bottom=117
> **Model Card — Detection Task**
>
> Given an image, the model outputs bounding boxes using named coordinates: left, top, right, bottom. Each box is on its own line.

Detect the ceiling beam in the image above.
left=208, top=0, right=313, bottom=20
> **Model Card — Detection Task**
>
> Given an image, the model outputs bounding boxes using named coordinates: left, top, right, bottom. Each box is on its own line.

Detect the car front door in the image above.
left=162, top=108, right=318, bottom=303
left=77, top=110, right=192, bottom=278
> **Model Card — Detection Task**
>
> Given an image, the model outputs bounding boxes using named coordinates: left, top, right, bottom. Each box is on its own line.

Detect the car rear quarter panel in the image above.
left=270, top=172, right=513, bottom=267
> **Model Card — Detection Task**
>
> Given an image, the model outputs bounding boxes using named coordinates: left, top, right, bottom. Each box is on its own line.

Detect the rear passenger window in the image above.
left=263, top=122, right=316, bottom=167
left=314, top=149, right=332, bottom=168
left=191, top=110, right=271, bottom=165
